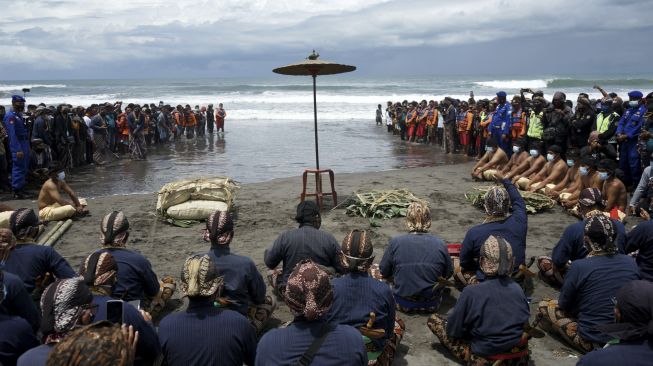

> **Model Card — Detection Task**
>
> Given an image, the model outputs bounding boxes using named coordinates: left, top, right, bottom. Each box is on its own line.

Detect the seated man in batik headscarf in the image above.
left=265, top=201, right=343, bottom=295
left=257, top=260, right=367, bottom=366
left=158, top=254, right=256, bottom=366
left=204, top=210, right=275, bottom=334
left=79, top=251, right=160, bottom=365
left=96, top=211, right=175, bottom=314
left=327, top=229, right=404, bottom=366
left=457, top=171, right=528, bottom=288
left=537, top=188, right=626, bottom=288
left=377, top=202, right=453, bottom=313
left=0, top=269, right=39, bottom=366
left=536, top=215, right=640, bottom=354
left=428, top=236, right=531, bottom=366
left=37, top=161, right=88, bottom=222
left=17, top=278, right=95, bottom=366
left=4, top=209, right=76, bottom=298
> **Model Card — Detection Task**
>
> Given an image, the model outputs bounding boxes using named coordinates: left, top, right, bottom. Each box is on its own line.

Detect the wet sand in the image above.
left=6, top=161, right=615, bottom=365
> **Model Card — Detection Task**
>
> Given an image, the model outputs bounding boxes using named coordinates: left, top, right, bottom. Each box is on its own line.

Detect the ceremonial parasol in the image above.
left=273, top=51, right=356, bottom=170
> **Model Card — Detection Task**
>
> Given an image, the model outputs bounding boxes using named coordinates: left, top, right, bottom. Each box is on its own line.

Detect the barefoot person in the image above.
left=507, top=141, right=546, bottom=187
left=524, top=145, right=568, bottom=192
left=37, top=162, right=87, bottom=222
left=544, top=148, right=580, bottom=200
left=560, top=157, right=601, bottom=210
left=215, top=103, right=226, bottom=137
left=471, top=138, right=508, bottom=181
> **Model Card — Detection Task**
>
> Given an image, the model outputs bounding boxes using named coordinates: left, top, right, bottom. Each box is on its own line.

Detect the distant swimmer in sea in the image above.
left=215, top=103, right=227, bottom=138
left=37, top=161, right=88, bottom=222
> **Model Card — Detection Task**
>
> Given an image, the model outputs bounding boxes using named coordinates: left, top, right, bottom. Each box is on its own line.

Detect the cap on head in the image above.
left=496, top=91, right=507, bottom=98
left=628, top=90, right=643, bottom=100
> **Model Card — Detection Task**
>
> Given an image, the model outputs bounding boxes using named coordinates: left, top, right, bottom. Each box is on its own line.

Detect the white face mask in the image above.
left=57, top=171, right=65, bottom=181
left=513, top=146, right=520, bottom=153
left=629, top=101, right=640, bottom=108
left=567, top=159, right=575, bottom=167
left=579, top=167, right=589, bottom=176
left=547, top=153, right=555, bottom=162
left=529, top=149, right=539, bottom=157
left=486, top=146, right=494, bottom=152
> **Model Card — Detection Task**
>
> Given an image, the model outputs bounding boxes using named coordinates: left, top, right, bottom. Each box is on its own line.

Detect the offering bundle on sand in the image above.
left=340, top=189, right=427, bottom=225
left=465, top=186, right=555, bottom=214
left=156, top=177, right=239, bottom=225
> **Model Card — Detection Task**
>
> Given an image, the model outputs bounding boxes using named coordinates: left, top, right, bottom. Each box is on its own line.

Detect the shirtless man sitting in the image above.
left=561, top=157, right=601, bottom=209
left=545, top=148, right=581, bottom=200
left=509, top=141, right=547, bottom=189
left=37, top=162, right=88, bottom=222
left=525, top=145, right=568, bottom=192
left=470, top=138, right=508, bottom=181
left=598, top=159, right=628, bottom=220
left=500, top=137, right=529, bottom=175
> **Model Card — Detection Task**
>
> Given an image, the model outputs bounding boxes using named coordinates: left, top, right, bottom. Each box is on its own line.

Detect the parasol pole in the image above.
left=312, top=72, right=320, bottom=170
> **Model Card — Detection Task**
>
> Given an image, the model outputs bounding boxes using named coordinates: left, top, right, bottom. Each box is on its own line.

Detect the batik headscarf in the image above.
left=0, top=228, right=16, bottom=263
left=204, top=210, right=234, bottom=246
left=480, top=235, right=514, bottom=277
left=483, top=186, right=510, bottom=217
left=80, top=252, right=117, bottom=289
left=578, top=188, right=603, bottom=208
left=180, top=254, right=223, bottom=298
left=583, top=214, right=617, bottom=255
left=41, top=277, right=93, bottom=343
left=597, top=280, right=653, bottom=341
left=339, top=230, right=374, bottom=272
left=9, top=208, right=41, bottom=241
left=405, top=202, right=431, bottom=232
left=100, top=211, right=130, bottom=247
left=284, top=260, right=333, bottom=321
left=46, top=321, right=131, bottom=366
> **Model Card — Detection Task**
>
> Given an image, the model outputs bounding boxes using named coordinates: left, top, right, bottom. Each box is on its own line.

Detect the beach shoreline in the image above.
left=6, top=162, right=623, bottom=365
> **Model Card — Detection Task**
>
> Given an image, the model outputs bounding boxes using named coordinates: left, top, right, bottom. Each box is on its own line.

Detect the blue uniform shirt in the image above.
left=256, top=319, right=367, bottom=366
left=447, top=277, right=530, bottom=357
left=4, top=243, right=76, bottom=294
left=551, top=218, right=626, bottom=269
left=326, top=272, right=395, bottom=350
left=461, top=179, right=527, bottom=273
left=92, top=295, right=160, bottom=365
left=625, top=220, right=653, bottom=281
left=379, top=233, right=453, bottom=298
left=616, top=104, right=647, bottom=139
left=16, top=344, right=54, bottom=366
left=0, top=270, right=40, bottom=331
left=491, top=102, right=512, bottom=137
left=3, top=109, right=29, bottom=158
left=158, top=299, right=257, bottom=366
left=98, top=248, right=159, bottom=301
left=0, top=314, right=39, bottom=366
left=558, top=255, right=640, bottom=344
left=208, top=246, right=266, bottom=315
left=577, top=338, right=653, bottom=366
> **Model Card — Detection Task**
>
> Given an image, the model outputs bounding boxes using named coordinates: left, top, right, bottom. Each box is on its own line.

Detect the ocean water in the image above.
left=1, top=76, right=651, bottom=197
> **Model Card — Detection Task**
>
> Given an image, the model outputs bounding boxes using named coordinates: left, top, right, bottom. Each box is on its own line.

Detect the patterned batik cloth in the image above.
left=283, top=260, right=333, bottom=321
left=536, top=256, right=565, bottom=288
left=368, top=317, right=405, bottom=366
left=248, top=295, right=276, bottom=335
left=536, top=299, right=599, bottom=353
left=427, top=314, right=529, bottom=366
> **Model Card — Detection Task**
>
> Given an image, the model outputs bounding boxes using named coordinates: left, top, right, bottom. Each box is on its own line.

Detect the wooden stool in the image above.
left=301, top=169, right=337, bottom=209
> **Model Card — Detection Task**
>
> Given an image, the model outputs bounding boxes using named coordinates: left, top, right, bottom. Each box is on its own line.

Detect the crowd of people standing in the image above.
left=0, top=96, right=227, bottom=198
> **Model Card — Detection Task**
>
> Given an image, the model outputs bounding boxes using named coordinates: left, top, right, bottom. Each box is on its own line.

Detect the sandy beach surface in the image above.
left=7, top=161, right=623, bottom=365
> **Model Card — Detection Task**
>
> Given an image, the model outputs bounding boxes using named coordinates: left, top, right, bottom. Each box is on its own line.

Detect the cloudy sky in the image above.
left=1, top=0, right=652, bottom=80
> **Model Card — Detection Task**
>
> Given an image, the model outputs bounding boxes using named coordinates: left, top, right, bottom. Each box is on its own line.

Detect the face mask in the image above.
left=486, top=146, right=494, bottom=152
left=567, top=159, right=575, bottom=167
left=513, top=146, right=520, bottom=153
left=529, top=149, right=539, bottom=157
left=547, top=153, right=555, bottom=162
left=579, top=167, right=589, bottom=176
left=629, top=101, right=640, bottom=108
left=57, top=171, right=65, bottom=181
left=598, top=172, right=609, bottom=181
left=600, top=105, right=610, bottom=113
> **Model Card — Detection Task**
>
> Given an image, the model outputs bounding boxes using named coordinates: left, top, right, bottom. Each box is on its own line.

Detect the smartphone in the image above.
left=106, top=300, right=124, bottom=324
left=128, top=299, right=141, bottom=310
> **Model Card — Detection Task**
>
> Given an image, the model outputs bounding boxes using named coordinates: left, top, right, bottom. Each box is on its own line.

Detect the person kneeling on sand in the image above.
left=256, top=260, right=368, bottom=366
left=79, top=251, right=161, bottom=365
left=5, top=209, right=76, bottom=298
left=96, top=211, right=175, bottom=314
left=537, top=188, right=626, bottom=288
left=204, top=210, right=275, bottom=334
left=37, top=162, right=88, bottom=222
left=536, top=215, right=640, bottom=354
left=375, top=202, right=453, bottom=313
left=265, top=201, right=343, bottom=295
left=544, top=148, right=581, bottom=200
left=560, top=157, right=601, bottom=210
left=471, top=138, right=508, bottom=181
left=505, top=141, right=546, bottom=186
left=427, top=235, right=531, bottom=366
left=598, top=159, right=628, bottom=221
left=523, top=145, right=568, bottom=192
left=456, top=172, right=528, bottom=288
left=327, top=230, right=405, bottom=366
left=158, top=254, right=257, bottom=366
left=577, top=280, right=653, bottom=366
left=499, top=137, right=529, bottom=176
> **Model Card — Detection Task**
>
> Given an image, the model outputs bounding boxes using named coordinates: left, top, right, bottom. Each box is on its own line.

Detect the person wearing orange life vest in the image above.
left=456, top=101, right=471, bottom=152
left=405, top=103, right=418, bottom=143
left=426, top=101, right=439, bottom=145
left=509, top=96, right=526, bottom=140
left=416, top=100, right=428, bottom=143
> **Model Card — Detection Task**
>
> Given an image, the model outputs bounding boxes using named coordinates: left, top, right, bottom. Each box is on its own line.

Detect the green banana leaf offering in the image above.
left=465, top=186, right=556, bottom=214
left=339, top=189, right=427, bottom=226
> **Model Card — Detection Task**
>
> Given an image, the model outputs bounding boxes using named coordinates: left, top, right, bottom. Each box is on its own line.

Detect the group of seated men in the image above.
left=2, top=176, right=653, bottom=365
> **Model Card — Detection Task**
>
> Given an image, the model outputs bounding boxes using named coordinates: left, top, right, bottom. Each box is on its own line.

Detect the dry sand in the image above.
left=8, top=161, right=630, bottom=365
